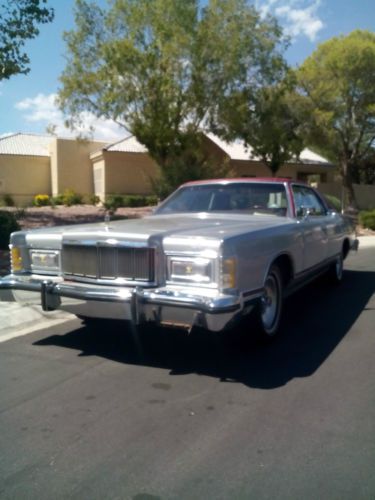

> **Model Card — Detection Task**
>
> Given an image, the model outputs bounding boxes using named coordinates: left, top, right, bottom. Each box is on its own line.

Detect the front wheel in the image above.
left=327, top=252, right=344, bottom=285
left=254, top=264, right=283, bottom=340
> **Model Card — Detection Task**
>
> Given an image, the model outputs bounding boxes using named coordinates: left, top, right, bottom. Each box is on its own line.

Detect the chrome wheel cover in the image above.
left=335, top=255, right=343, bottom=281
left=261, top=273, right=280, bottom=333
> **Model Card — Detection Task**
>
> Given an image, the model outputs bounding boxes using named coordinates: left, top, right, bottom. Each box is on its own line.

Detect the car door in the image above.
left=292, top=185, right=329, bottom=271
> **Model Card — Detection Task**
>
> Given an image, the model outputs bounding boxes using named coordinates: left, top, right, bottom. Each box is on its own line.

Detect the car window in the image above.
left=155, top=183, right=289, bottom=216
left=293, top=186, right=326, bottom=216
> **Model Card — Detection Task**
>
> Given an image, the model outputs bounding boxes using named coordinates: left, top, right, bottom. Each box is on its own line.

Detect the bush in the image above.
left=61, top=189, right=83, bottom=206
left=103, top=194, right=158, bottom=211
left=33, top=194, right=51, bottom=207
left=103, top=194, right=124, bottom=211
left=359, top=210, right=375, bottom=230
left=324, top=194, right=341, bottom=212
left=0, top=194, right=15, bottom=207
left=85, top=194, right=101, bottom=206
left=0, top=211, right=20, bottom=249
left=51, top=189, right=83, bottom=206
left=51, top=193, right=65, bottom=205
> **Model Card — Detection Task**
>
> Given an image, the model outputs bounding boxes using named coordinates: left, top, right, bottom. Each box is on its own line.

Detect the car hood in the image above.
left=20, top=212, right=294, bottom=248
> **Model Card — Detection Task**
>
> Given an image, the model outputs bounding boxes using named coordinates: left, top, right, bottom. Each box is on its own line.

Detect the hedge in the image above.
left=0, top=211, right=20, bottom=249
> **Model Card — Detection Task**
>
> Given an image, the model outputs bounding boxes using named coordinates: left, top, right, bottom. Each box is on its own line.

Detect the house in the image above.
left=0, top=133, right=107, bottom=205
left=0, top=132, right=335, bottom=206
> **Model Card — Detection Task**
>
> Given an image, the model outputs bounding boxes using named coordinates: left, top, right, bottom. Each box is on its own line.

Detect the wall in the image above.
left=0, top=154, right=51, bottom=205
left=50, top=138, right=107, bottom=196
left=229, top=160, right=334, bottom=181
left=317, top=182, right=375, bottom=210
left=104, top=151, right=159, bottom=196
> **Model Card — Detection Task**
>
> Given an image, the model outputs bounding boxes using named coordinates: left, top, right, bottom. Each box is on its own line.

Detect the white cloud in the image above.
left=256, top=0, right=324, bottom=42
left=15, top=93, right=126, bottom=142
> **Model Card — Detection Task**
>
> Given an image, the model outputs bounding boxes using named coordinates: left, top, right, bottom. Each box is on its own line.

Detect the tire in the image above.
left=327, top=251, right=344, bottom=285
left=254, top=264, right=283, bottom=340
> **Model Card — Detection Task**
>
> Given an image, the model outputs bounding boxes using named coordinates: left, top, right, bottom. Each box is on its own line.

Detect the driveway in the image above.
left=0, top=241, right=374, bottom=499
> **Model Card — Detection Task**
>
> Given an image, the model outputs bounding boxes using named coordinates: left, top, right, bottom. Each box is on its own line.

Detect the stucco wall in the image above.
left=0, top=154, right=51, bottom=205
left=317, top=182, right=375, bottom=210
left=230, top=160, right=335, bottom=181
left=104, top=151, right=159, bottom=196
left=50, top=138, right=107, bottom=196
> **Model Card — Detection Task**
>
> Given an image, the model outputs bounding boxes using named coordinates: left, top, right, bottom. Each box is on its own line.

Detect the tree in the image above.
left=0, top=0, right=54, bottom=80
left=58, top=0, right=286, bottom=194
left=296, top=30, right=375, bottom=209
left=212, top=76, right=304, bottom=175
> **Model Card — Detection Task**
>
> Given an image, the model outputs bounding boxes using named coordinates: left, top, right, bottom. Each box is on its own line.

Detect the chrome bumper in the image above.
left=0, top=275, right=250, bottom=332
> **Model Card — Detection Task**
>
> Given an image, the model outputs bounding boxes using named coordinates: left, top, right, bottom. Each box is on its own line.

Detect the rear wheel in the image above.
left=254, top=264, right=283, bottom=340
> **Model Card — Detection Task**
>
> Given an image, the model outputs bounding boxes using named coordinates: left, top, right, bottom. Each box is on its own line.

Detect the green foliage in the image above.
left=0, top=0, right=54, bottom=80
left=359, top=210, right=375, bottom=230
left=215, top=77, right=304, bottom=175
left=324, top=194, right=342, bottom=212
left=59, top=0, right=286, bottom=192
left=296, top=30, right=375, bottom=208
left=51, top=189, right=83, bottom=206
left=33, top=194, right=51, bottom=206
left=103, top=194, right=158, bottom=211
left=0, top=211, right=20, bottom=249
left=0, top=194, right=15, bottom=207
left=51, top=193, right=65, bottom=205
left=85, top=194, right=101, bottom=206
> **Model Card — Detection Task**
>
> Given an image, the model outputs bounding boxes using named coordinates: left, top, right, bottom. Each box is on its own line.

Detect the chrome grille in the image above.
left=62, top=245, right=155, bottom=282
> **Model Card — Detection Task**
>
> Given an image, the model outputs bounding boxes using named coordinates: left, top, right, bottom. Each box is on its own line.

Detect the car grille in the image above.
left=62, top=245, right=155, bottom=282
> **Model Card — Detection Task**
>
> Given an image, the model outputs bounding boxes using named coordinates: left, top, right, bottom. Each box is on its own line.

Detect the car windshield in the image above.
left=155, top=183, right=288, bottom=216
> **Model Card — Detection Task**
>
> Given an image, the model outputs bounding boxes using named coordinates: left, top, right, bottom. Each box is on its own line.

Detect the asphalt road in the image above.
left=0, top=247, right=374, bottom=500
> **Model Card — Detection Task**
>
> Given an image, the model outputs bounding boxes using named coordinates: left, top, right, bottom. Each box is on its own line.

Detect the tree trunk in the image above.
left=340, top=158, right=358, bottom=210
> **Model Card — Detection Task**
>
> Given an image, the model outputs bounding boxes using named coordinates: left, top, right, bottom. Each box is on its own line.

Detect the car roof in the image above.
left=181, top=177, right=295, bottom=187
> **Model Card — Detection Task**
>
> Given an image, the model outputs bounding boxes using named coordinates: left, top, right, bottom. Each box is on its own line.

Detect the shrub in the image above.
left=359, top=210, right=375, bottom=230
left=51, top=193, right=65, bottom=205
left=103, top=194, right=124, bottom=211
left=324, top=194, right=341, bottom=212
left=51, top=189, right=83, bottom=206
left=0, top=211, right=20, bottom=249
left=85, top=194, right=101, bottom=206
left=61, top=189, right=83, bottom=206
left=33, top=194, right=51, bottom=207
left=104, top=194, right=158, bottom=211
left=0, top=194, right=15, bottom=207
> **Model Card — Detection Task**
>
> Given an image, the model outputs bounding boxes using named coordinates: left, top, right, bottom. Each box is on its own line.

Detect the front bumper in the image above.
left=0, top=275, right=249, bottom=332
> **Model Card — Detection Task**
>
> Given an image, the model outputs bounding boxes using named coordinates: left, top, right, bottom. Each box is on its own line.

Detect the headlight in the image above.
left=30, top=250, right=60, bottom=272
left=168, top=256, right=214, bottom=285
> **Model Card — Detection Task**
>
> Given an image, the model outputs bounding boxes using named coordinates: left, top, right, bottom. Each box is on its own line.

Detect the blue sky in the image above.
left=1, top=0, right=375, bottom=141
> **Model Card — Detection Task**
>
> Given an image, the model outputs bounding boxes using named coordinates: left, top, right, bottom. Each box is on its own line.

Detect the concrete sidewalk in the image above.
left=0, top=301, right=74, bottom=343
left=0, top=235, right=374, bottom=343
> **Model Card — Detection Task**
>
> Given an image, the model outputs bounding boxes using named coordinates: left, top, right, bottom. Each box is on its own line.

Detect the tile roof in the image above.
left=0, top=133, right=52, bottom=157
left=102, top=133, right=331, bottom=165
left=207, top=133, right=331, bottom=165
left=104, top=135, right=148, bottom=153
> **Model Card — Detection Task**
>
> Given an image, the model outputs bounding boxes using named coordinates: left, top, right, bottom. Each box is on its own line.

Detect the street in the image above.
left=0, top=245, right=374, bottom=499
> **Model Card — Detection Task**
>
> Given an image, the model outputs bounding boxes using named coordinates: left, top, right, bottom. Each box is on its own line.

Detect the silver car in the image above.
left=0, top=178, right=358, bottom=339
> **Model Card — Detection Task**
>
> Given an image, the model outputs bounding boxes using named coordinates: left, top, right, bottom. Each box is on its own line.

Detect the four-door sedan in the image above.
left=0, top=179, right=358, bottom=339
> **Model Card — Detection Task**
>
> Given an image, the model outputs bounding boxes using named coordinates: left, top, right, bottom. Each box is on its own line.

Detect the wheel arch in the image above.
left=343, top=238, right=351, bottom=260
left=265, top=252, right=295, bottom=288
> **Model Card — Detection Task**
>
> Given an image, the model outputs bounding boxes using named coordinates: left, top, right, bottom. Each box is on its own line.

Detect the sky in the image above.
left=1, top=0, right=375, bottom=141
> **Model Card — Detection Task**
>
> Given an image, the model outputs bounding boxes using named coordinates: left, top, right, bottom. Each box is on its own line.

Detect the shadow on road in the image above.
left=34, top=269, right=375, bottom=389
